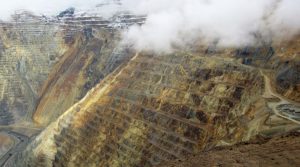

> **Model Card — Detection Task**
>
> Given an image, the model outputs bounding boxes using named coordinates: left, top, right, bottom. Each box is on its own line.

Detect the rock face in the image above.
left=160, top=132, right=300, bottom=167
left=0, top=11, right=145, bottom=126
left=32, top=13, right=145, bottom=125
left=13, top=47, right=300, bottom=166
left=0, top=12, right=67, bottom=124
left=0, top=10, right=299, bottom=167
left=32, top=29, right=132, bottom=126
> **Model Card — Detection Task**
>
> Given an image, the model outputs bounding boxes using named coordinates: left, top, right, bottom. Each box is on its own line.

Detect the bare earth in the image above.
left=160, top=132, right=300, bottom=167
left=0, top=133, right=14, bottom=158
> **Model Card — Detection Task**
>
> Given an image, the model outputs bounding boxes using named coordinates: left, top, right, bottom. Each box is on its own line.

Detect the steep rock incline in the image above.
left=0, top=9, right=299, bottom=167
left=236, top=37, right=300, bottom=103
left=0, top=13, right=67, bottom=124
left=160, top=132, right=300, bottom=167
left=0, top=11, right=145, bottom=126
left=273, top=38, right=300, bottom=103
left=15, top=52, right=278, bottom=167
left=33, top=29, right=133, bottom=125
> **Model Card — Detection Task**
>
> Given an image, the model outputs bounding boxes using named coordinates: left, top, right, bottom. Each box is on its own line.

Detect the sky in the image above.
left=0, top=0, right=299, bottom=52
left=0, top=0, right=102, bottom=20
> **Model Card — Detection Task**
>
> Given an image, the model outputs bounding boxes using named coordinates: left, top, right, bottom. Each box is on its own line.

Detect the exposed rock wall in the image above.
left=160, top=132, right=300, bottom=167
left=0, top=15, right=67, bottom=124
left=32, top=29, right=134, bottom=125
left=15, top=52, right=277, bottom=167
left=0, top=12, right=142, bottom=126
left=0, top=11, right=299, bottom=167
left=273, top=38, right=300, bottom=103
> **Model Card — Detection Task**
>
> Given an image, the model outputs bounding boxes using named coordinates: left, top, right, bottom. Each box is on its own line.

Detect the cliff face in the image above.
left=160, top=132, right=300, bottom=167
left=0, top=11, right=299, bottom=167
left=14, top=45, right=300, bottom=166
left=0, top=13, right=67, bottom=124
left=0, top=12, right=140, bottom=126
left=32, top=29, right=132, bottom=126
left=273, top=38, right=300, bottom=103
left=32, top=13, right=145, bottom=125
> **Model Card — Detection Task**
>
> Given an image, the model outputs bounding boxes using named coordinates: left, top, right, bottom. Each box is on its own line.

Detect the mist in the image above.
left=0, top=0, right=299, bottom=52
left=0, top=0, right=104, bottom=20
left=122, top=0, right=300, bottom=52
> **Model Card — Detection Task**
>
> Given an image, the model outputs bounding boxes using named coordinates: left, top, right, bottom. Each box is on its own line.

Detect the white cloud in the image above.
left=122, top=0, right=300, bottom=52
left=0, top=0, right=299, bottom=52
left=0, top=0, right=102, bottom=20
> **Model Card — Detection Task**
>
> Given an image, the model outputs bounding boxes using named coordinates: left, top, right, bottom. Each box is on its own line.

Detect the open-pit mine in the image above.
left=0, top=3, right=299, bottom=167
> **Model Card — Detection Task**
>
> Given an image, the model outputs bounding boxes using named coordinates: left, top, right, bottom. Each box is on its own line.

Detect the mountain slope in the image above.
left=160, top=132, right=300, bottom=167
left=0, top=9, right=299, bottom=167
left=13, top=47, right=299, bottom=166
